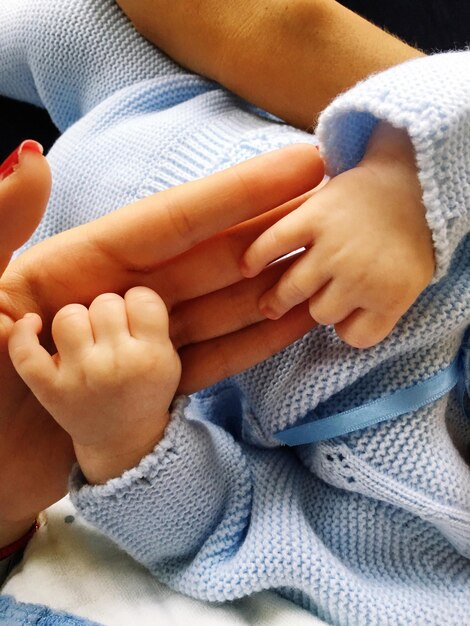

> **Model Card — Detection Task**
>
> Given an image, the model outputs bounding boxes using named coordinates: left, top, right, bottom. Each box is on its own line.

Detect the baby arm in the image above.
left=116, top=0, right=422, bottom=129
left=241, top=122, right=435, bottom=348
left=8, top=287, right=181, bottom=485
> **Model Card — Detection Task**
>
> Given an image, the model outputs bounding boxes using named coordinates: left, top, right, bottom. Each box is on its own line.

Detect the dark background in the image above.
left=1, top=0, right=469, bottom=162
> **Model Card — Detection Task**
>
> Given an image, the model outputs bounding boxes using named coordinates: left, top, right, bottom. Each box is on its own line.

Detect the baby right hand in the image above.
left=9, top=287, right=181, bottom=484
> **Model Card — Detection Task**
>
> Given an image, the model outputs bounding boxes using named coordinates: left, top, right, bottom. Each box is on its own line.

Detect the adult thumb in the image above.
left=0, top=140, right=51, bottom=275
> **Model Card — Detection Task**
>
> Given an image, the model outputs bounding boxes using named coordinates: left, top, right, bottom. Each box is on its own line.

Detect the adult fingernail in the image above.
left=0, top=140, right=44, bottom=181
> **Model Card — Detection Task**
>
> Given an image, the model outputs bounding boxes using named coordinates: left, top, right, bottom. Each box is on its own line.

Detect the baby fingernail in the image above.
left=259, top=300, right=280, bottom=320
left=240, top=258, right=254, bottom=277
left=0, top=140, right=44, bottom=181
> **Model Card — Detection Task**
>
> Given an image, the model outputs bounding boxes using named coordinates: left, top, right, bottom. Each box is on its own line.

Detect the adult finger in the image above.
left=178, top=302, right=316, bottom=394
left=14, top=188, right=313, bottom=324
left=141, top=190, right=316, bottom=307
left=170, top=254, right=301, bottom=348
left=0, top=153, right=320, bottom=327
left=0, top=142, right=51, bottom=352
left=90, top=144, right=324, bottom=269
left=0, top=141, right=51, bottom=273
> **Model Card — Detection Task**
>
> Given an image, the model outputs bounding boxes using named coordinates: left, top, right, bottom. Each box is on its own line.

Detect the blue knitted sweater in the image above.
left=1, top=1, right=469, bottom=624
left=0, top=595, right=100, bottom=626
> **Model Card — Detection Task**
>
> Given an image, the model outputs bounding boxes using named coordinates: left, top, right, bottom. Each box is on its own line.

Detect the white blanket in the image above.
left=3, top=498, right=328, bottom=626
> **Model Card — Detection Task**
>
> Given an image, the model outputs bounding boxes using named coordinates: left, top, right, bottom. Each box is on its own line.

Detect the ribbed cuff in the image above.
left=316, top=51, right=470, bottom=280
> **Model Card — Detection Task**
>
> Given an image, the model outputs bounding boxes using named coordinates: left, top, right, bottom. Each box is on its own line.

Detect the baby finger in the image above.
left=335, top=309, right=399, bottom=349
left=125, top=286, right=170, bottom=342
left=307, top=280, right=356, bottom=326
left=258, top=249, right=330, bottom=319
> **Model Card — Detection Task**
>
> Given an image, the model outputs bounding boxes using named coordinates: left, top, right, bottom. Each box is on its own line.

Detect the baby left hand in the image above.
left=241, top=123, right=435, bottom=348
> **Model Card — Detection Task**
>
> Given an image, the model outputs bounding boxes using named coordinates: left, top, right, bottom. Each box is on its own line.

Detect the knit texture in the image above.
left=0, top=1, right=468, bottom=624
left=316, top=51, right=470, bottom=281
left=1, top=0, right=316, bottom=255
left=0, top=595, right=102, bottom=626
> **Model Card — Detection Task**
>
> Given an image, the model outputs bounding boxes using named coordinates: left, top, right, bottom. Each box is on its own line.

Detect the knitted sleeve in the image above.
left=0, top=0, right=183, bottom=131
left=69, top=398, right=263, bottom=600
left=316, top=50, right=470, bottom=280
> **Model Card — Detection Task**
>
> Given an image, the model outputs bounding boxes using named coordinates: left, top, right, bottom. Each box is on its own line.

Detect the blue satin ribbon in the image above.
left=274, top=358, right=463, bottom=446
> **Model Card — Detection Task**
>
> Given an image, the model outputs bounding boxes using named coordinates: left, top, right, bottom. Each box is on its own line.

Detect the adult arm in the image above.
left=116, top=0, right=423, bottom=129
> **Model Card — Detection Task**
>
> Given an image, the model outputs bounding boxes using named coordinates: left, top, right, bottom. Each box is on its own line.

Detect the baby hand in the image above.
left=9, top=287, right=181, bottom=484
left=241, top=123, right=435, bottom=348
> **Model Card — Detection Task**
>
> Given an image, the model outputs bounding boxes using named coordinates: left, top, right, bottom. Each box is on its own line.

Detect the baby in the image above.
left=1, top=0, right=469, bottom=624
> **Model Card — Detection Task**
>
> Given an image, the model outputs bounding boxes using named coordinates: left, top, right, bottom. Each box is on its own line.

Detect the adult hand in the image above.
left=0, top=141, right=73, bottom=545
left=0, top=143, right=323, bottom=530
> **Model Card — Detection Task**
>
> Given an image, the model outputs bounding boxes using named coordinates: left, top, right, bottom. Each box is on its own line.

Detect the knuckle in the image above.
left=308, top=302, right=331, bottom=326
left=126, top=286, right=159, bottom=302
left=9, top=343, right=33, bottom=370
left=379, top=281, right=412, bottom=317
left=34, top=383, right=61, bottom=411
left=352, top=265, right=370, bottom=289
left=281, top=274, right=309, bottom=304
left=335, top=326, right=367, bottom=349
left=83, top=360, right=109, bottom=388
left=91, top=292, right=123, bottom=307
left=54, top=303, right=87, bottom=325
left=166, top=201, right=198, bottom=248
left=265, top=225, right=285, bottom=252
left=137, top=347, right=164, bottom=370
left=335, top=321, right=381, bottom=350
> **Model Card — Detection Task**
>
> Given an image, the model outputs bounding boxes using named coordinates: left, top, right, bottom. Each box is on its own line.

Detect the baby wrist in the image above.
left=75, top=411, right=171, bottom=485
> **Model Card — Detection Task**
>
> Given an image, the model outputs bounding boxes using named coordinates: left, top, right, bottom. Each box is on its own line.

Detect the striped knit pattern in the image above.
left=0, top=1, right=468, bottom=624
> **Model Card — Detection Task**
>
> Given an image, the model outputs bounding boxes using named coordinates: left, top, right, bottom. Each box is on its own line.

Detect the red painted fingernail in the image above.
left=0, top=140, right=44, bottom=181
